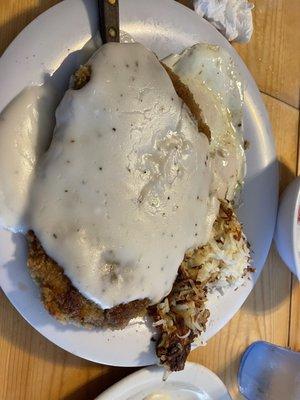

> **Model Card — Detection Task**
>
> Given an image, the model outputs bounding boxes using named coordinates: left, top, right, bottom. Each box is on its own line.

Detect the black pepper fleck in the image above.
left=99, top=167, right=103, bottom=171
left=126, top=63, right=129, bottom=68
left=64, top=189, right=68, bottom=192
left=135, top=61, right=139, bottom=67
left=70, top=139, right=75, bottom=143
left=53, top=233, right=57, bottom=239
left=244, top=140, right=250, bottom=150
left=112, top=127, right=116, bottom=132
left=167, top=196, right=170, bottom=200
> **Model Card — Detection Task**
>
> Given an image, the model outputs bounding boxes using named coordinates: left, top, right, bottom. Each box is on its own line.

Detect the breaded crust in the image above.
left=162, top=63, right=211, bottom=140
left=27, top=231, right=149, bottom=329
left=27, top=59, right=210, bottom=330
left=72, top=62, right=211, bottom=140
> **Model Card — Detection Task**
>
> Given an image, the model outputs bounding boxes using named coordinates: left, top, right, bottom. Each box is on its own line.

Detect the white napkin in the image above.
left=193, top=0, right=254, bottom=42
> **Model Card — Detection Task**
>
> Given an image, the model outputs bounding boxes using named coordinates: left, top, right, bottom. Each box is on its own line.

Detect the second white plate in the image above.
left=96, top=362, right=231, bottom=400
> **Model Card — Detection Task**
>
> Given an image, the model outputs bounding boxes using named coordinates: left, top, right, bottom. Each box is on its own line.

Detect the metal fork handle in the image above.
left=98, top=0, right=120, bottom=43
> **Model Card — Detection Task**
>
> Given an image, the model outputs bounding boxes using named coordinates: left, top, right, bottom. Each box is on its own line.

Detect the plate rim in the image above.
left=95, top=361, right=231, bottom=399
left=0, top=0, right=278, bottom=367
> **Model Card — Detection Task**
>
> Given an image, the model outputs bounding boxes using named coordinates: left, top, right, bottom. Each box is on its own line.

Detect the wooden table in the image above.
left=0, top=1, right=299, bottom=399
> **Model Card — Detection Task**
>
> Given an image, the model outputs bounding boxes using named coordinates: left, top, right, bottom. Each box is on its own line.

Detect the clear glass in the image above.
left=238, top=341, right=300, bottom=400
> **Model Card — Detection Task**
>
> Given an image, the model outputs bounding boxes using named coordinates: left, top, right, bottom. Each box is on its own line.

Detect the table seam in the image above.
left=259, top=90, right=300, bottom=111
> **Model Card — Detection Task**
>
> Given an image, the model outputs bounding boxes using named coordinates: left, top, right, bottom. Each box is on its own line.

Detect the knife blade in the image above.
left=98, top=0, right=120, bottom=43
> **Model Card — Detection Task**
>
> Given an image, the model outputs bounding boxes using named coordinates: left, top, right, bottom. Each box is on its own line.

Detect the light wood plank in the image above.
left=0, top=0, right=60, bottom=56
left=189, top=94, right=299, bottom=399
left=290, top=278, right=300, bottom=351
left=0, top=290, right=137, bottom=400
left=0, top=1, right=299, bottom=399
left=179, top=0, right=300, bottom=109
left=233, top=0, right=300, bottom=109
left=264, top=94, right=299, bottom=194
left=189, top=245, right=292, bottom=399
left=1, top=92, right=297, bottom=400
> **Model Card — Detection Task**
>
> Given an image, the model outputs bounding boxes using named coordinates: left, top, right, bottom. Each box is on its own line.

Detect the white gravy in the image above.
left=29, top=43, right=219, bottom=308
left=163, top=44, right=245, bottom=201
left=0, top=85, right=58, bottom=232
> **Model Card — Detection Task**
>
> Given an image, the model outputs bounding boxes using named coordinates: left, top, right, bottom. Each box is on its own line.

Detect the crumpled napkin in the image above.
left=193, top=0, right=254, bottom=42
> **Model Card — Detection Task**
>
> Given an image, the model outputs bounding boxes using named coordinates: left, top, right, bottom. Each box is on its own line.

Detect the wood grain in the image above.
left=0, top=1, right=299, bottom=399
left=233, top=0, right=300, bottom=109
left=0, top=292, right=137, bottom=400
left=290, top=278, right=300, bottom=351
left=189, top=93, right=299, bottom=399
left=0, top=0, right=60, bottom=55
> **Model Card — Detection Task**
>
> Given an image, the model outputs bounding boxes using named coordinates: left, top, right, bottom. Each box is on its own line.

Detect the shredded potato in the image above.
left=149, top=200, right=252, bottom=371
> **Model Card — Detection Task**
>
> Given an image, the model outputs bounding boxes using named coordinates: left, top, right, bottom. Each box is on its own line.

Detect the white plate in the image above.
left=0, top=0, right=278, bottom=366
left=96, top=362, right=231, bottom=400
